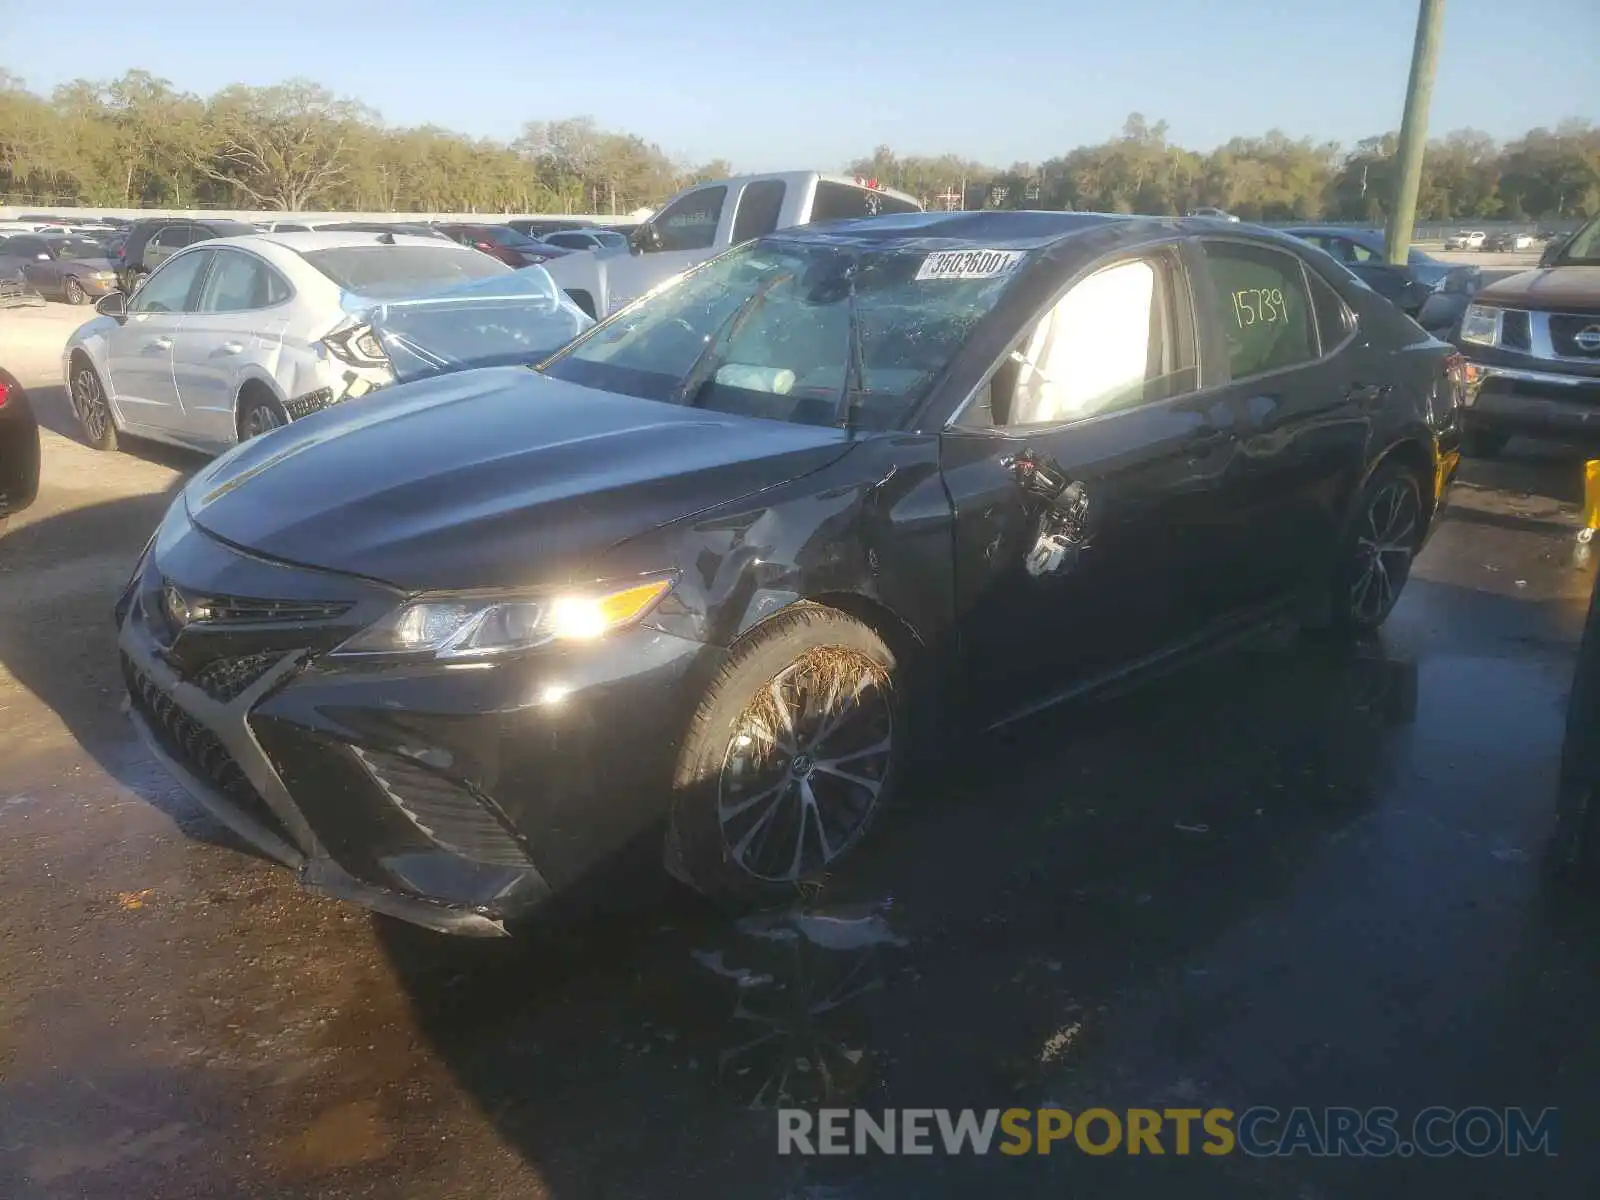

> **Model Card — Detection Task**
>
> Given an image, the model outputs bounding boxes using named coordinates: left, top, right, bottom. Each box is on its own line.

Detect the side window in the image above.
left=999, top=255, right=1193, bottom=427
left=1344, top=239, right=1381, bottom=264
left=1305, top=267, right=1355, bottom=350
left=731, top=180, right=787, bottom=242
left=129, top=250, right=211, bottom=314
left=1201, top=242, right=1318, bottom=380
left=265, top=266, right=292, bottom=305
left=12, top=237, right=46, bottom=257
left=196, top=250, right=276, bottom=313
left=651, top=186, right=727, bottom=252
left=810, top=181, right=921, bottom=223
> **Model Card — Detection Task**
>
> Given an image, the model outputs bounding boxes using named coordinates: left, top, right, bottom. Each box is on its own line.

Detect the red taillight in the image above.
left=0, top=378, right=10, bottom=409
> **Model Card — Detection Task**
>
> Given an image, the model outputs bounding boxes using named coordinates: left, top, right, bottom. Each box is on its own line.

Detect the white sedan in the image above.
left=62, top=231, right=576, bottom=455
left=1445, top=230, right=1487, bottom=250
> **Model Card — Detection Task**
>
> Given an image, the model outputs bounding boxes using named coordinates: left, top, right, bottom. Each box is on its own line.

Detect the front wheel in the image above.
left=667, top=605, right=904, bottom=906
left=1328, top=463, right=1425, bottom=633
left=63, top=277, right=88, bottom=305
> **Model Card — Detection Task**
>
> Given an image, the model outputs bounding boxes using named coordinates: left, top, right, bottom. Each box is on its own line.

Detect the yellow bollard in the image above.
left=1587, top=459, right=1600, bottom=532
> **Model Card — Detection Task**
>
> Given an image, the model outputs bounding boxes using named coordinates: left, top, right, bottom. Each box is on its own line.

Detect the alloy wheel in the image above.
left=72, top=366, right=111, bottom=443
left=717, top=647, right=894, bottom=884
left=242, top=404, right=284, bottom=438
left=64, top=278, right=86, bottom=305
left=1350, top=478, right=1419, bottom=623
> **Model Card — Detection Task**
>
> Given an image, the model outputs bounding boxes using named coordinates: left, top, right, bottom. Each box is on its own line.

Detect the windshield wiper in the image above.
left=834, top=264, right=869, bottom=431
left=671, top=276, right=790, bottom=408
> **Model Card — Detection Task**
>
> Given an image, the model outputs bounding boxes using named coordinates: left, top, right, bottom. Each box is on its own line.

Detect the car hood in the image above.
left=183, top=368, right=856, bottom=591
left=1475, top=266, right=1600, bottom=313
left=59, top=256, right=116, bottom=272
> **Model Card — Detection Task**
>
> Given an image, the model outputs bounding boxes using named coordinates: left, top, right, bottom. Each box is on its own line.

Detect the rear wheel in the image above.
left=69, top=356, right=118, bottom=451
left=1328, top=462, right=1424, bottom=633
left=667, top=605, right=903, bottom=905
left=1461, top=429, right=1509, bottom=458
left=238, top=390, right=288, bottom=440
left=63, top=277, right=88, bottom=305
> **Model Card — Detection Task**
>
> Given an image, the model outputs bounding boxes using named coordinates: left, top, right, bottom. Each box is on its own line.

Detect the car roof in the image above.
left=206, top=231, right=470, bottom=254
left=772, top=210, right=1136, bottom=249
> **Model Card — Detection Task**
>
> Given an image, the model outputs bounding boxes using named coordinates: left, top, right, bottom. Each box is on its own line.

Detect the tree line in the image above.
left=2, top=70, right=1595, bottom=221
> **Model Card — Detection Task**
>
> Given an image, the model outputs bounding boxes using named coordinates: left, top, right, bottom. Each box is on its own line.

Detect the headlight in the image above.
left=1458, top=304, right=1502, bottom=346
left=332, top=575, right=674, bottom=659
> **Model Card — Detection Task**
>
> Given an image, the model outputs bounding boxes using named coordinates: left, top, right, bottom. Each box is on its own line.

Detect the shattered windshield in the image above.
left=363, top=267, right=593, bottom=381
left=540, top=238, right=1028, bottom=430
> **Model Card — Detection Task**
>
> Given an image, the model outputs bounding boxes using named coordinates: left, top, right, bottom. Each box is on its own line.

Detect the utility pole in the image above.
left=1384, top=0, right=1446, bottom=264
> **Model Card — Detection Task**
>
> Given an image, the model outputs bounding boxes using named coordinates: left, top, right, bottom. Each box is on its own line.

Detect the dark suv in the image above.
left=115, top=218, right=257, bottom=293
left=1451, top=212, right=1600, bottom=456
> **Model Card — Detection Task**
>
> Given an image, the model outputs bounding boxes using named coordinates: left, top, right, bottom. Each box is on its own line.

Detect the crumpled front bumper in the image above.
left=119, top=622, right=522, bottom=937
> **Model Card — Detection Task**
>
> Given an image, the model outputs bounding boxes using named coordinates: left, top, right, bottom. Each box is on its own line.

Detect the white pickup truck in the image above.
left=540, top=171, right=922, bottom=319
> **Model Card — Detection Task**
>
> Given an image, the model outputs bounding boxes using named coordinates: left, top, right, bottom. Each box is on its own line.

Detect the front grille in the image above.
left=1501, top=309, right=1532, bottom=352
left=121, top=651, right=295, bottom=847
left=190, top=651, right=284, bottom=702
left=168, top=589, right=354, bottom=624
left=1550, top=314, right=1600, bottom=359
left=351, top=747, right=530, bottom=867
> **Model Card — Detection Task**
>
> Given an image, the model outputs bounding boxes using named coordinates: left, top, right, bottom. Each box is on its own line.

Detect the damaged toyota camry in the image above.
left=117, top=211, right=1463, bottom=935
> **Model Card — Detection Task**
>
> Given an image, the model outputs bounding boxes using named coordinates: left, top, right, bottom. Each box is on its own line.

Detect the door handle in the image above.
left=1348, top=382, right=1392, bottom=405
left=144, top=336, right=172, bottom=351
left=215, top=342, right=245, bottom=356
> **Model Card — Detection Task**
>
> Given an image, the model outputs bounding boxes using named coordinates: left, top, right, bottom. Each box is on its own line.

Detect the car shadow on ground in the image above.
left=365, top=562, right=1600, bottom=1198
left=25, top=381, right=205, bottom=471
left=0, top=490, right=264, bottom=858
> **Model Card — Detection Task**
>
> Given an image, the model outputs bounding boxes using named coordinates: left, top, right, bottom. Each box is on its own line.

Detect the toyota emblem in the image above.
left=1574, top=324, right=1600, bottom=353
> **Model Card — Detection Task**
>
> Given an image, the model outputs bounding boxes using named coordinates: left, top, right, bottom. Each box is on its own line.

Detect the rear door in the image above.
left=170, top=247, right=294, bottom=446
left=941, top=245, right=1249, bottom=724
left=1189, top=237, right=1372, bottom=606
left=103, top=248, right=213, bottom=432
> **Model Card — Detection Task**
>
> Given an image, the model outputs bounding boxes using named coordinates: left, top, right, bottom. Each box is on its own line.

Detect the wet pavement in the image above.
left=4, top=383, right=1600, bottom=1197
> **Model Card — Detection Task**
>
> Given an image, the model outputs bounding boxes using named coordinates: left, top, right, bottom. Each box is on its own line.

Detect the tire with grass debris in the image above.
left=667, top=603, right=904, bottom=906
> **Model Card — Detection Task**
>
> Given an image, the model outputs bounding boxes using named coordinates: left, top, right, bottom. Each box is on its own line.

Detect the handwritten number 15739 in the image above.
left=1230, top=287, right=1288, bottom=327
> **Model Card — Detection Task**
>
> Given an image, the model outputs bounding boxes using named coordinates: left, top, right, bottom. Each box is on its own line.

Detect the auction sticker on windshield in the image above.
left=916, top=249, right=1026, bottom=281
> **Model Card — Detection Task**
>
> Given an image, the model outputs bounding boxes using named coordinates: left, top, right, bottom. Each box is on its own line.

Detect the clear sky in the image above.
left=2, top=0, right=1595, bottom=170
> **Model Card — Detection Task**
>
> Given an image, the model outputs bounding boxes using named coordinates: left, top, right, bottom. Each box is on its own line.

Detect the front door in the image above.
left=601, top=183, right=731, bottom=313
left=104, top=249, right=212, bottom=432
left=941, top=248, right=1250, bottom=727
left=171, top=248, right=291, bottom=447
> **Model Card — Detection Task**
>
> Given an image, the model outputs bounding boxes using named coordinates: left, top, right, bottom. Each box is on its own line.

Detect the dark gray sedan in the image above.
left=0, top=234, right=120, bottom=304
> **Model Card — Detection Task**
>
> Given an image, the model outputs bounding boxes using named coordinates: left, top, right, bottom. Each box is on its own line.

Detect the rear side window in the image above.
left=731, top=180, right=786, bottom=242
left=810, top=181, right=922, bottom=223
left=1305, top=267, right=1355, bottom=350
left=301, top=244, right=510, bottom=298
left=1201, top=242, right=1318, bottom=380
